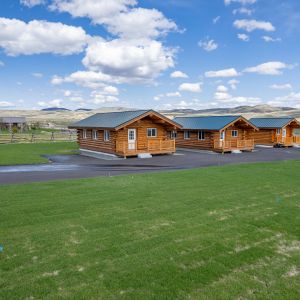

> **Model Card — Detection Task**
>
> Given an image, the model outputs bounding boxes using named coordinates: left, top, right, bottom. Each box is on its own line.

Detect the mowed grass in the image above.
left=0, top=142, right=78, bottom=165
left=1, top=162, right=300, bottom=299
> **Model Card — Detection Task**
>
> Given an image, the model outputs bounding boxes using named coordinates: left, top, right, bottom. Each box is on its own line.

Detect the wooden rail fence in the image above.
left=0, top=132, right=77, bottom=144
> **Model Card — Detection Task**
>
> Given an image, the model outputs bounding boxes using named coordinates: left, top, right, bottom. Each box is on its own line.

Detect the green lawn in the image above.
left=0, top=142, right=78, bottom=165
left=1, top=162, right=300, bottom=299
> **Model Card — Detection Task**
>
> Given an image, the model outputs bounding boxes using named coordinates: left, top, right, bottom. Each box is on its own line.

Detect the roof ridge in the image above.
left=174, top=115, right=241, bottom=118
left=250, top=117, right=293, bottom=119
left=93, top=109, right=150, bottom=115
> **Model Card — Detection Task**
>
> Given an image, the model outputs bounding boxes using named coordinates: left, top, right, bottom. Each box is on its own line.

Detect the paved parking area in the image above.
left=0, top=147, right=300, bottom=184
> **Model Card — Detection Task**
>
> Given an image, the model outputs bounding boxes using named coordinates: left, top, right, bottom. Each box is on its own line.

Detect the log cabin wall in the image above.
left=176, top=130, right=214, bottom=150
left=77, top=129, right=118, bottom=154
left=116, top=117, right=170, bottom=150
left=248, top=127, right=295, bottom=145
left=77, top=116, right=173, bottom=154
left=224, top=125, right=251, bottom=140
left=248, top=129, right=274, bottom=145
left=176, top=125, right=255, bottom=151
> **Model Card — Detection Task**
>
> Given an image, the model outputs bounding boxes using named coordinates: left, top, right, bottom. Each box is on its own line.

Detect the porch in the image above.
left=275, top=136, right=300, bottom=146
left=213, top=139, right=255, bottom=152
left=116, top=139, right=176, bottom=157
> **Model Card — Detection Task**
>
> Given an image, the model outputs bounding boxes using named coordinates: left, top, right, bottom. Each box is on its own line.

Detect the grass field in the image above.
left=1, top=161, right=300, bottom=299
left=0, top=142, right=78, bottom=165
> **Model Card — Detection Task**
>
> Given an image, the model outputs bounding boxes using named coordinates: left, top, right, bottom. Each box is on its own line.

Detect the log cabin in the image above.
left=249, top=117, right=300, bottom=147
left=69, top=110, right=182, bottom=158
left=173, top=115, right=258, bottom=153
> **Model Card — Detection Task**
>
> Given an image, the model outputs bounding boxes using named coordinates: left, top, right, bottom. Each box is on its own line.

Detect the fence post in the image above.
left=11, top=133, right=14, bottom=143
left=51, top=132, right=54, bottom=141
left=31, top=133, right=34, bottom=142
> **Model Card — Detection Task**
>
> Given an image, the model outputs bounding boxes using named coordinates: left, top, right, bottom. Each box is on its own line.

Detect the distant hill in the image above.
left=41, top=107, right=70, bottom=111
left=162, top=105, right=300, bottom=118
left=1, top=104, right=300, bottom=129
left=75, top=108, right=92, bottom=111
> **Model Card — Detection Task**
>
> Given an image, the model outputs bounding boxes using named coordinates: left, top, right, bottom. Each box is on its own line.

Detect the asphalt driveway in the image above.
left=0, top=147, right=300, bottom=184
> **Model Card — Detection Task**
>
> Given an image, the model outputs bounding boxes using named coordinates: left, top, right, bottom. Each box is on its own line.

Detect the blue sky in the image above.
left=0, top=0, right=300, bottom=110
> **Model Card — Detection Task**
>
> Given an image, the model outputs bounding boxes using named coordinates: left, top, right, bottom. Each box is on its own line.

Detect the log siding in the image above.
left=75, top=115, right=180, bottom=157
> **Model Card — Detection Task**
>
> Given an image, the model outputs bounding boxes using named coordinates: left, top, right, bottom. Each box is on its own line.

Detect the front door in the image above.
left=219, top=130, right=225, bottom=148
left=128, top=129, right=136, bottom=150
left=282, top=128, right=287, bottom=138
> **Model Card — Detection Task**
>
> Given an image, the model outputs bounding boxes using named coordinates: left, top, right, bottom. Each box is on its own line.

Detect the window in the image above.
left=198, top=131, right=205, bottom=140
left=276, top=128, right=281, bottom=135
left=184, top=131, right=190, bottom=139
left=104, top=130, right=110, bottom=141
left=170, top=130, right=177, bottom=139
left=82, top=129, right=87, bottom=139
left=92, top=130, right=98, bottom=140
left=232, top=130, right=238, bottom=138
left=147, top=128, right=157, bottom=137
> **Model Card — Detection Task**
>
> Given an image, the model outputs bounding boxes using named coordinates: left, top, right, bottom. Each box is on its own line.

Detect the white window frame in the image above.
left=104, top=130, right=110, bottom=141
left=231, top=130, right=238, bottom=138
left=184, top=131, right=190, bottom=140
left=147, top=128, right=157, bottom=137
left=198, top=131, right=205, bottom=140
left=92, top=130, right=98, bottom=140
left=276, top=128, right=281, bottom=135
left=82, top=129, right=87, bottom=139
left=170, top=130, right=177, bottom=139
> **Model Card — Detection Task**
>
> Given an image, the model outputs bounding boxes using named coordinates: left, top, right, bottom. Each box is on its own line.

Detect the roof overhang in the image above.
left=283, top=118, right=300, bottom=128
left=220, top=116, right=259, bottom=131
left=114, top=110, right=183, bottom=130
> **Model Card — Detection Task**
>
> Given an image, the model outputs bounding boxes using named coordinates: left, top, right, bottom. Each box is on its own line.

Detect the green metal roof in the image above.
left=249, top=117, right=294, bottom=129
left=69, top=110, right=150, bottom=129
left=173, top=115, right=242, bottom=130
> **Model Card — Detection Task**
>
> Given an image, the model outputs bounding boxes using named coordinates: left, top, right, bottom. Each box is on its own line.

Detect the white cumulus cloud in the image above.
left=48, top=0, right=178, bottom=86
left=0, top=17, right=90, bottom=56
left=170, top=71, right=188, bottom=78
left=228, top=79, right=239, bottom=90
left=20, top=0, right=45, bottom=7
left=198, top=39, right=218, bottom=52
left=179, top=83, right=202, bottom=93
left=217, top=85, right=229, bottom=92
left=49, top=0, right=177, bottom=40
left=225, top=0, right=257, bottom=5
left=90, top=91, right=119, bottom=104
left=233, top=7, right=254, bottom=16
left=52, top=71, right=113, bottom=88
left=82, top=39, right=175, bottom=83
left=237, top=33, right=250, bottom=41
left=205, top=68, right=240, bottom=78
left=244, top=61, right=293, bottom=75
left=262, top=36, right=281, bottom=42
left=49, top=0, right=136, bottom=24
left=270, top=84, right=292, bottom=90
left=38, top=99, right=63, bottom=107
left=32, top=72, right=43, bottom=78
left=234, top=19, right=275, bottom=32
